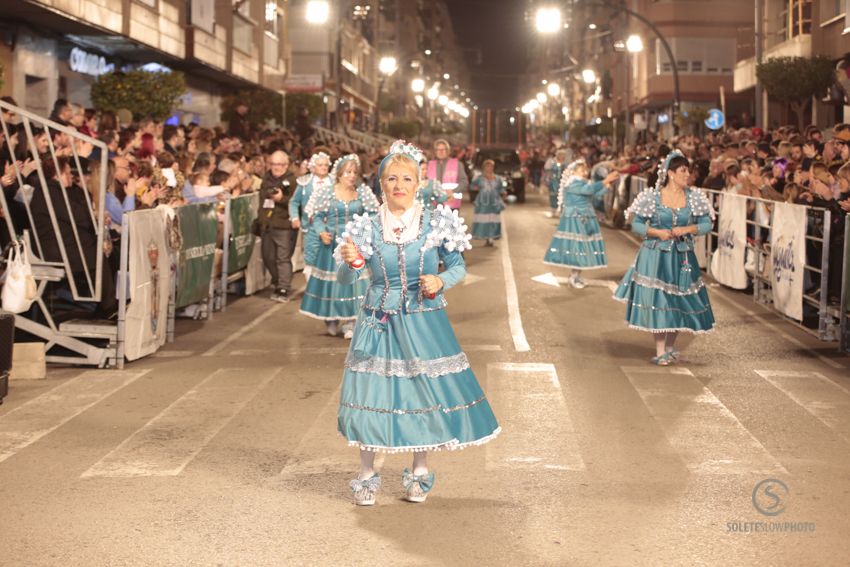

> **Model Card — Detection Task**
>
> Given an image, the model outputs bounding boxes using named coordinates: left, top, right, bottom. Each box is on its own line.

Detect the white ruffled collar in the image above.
left=380, top=202, right=423, bottom=244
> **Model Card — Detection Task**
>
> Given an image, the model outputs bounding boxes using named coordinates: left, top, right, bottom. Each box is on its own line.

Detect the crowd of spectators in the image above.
left=524, top=124, right=850, bottom=307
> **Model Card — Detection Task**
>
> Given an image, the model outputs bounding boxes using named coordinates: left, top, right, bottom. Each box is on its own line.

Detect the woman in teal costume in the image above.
left=543, top=159, right=620, bottom=287
left=416, top=160, right=447, bottom=210
left=299, top=154, right=379, bottom=338
left=336, top=140, right=500, bottom=506
left=289, top=152, right=332, bottom=274
left=544, top=148, right=568, bottom=216
left=470, top=159, right=507, bottom=246
left=613, top=151, right=716, bottom=365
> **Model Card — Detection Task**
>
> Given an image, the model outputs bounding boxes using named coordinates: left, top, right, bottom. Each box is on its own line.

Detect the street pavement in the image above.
left=1, top=191, right=848, bottom=566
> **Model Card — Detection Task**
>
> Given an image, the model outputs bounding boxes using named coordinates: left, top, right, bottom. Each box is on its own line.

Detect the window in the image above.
left=820, top=0, right=844, bottom=22
left=655, top=38, right=736, bottom=76
left=191, top=0, right=215, bottom=34
left=265, top=1, right=280, bottom=36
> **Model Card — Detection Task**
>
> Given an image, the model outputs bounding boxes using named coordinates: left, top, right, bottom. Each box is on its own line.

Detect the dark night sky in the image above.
left=445, top=0, right=530, bottom=110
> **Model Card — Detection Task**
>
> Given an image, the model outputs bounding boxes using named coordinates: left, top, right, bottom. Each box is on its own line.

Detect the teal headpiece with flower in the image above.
left=377, top=140, right=425, bottom=178
left=654, top=149, right=686, bottom=190
left=331, top=153, right=361, bottom=180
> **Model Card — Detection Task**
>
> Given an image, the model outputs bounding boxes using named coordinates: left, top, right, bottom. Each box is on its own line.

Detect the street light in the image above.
left=535, top=7, right=561, bottom=34
left=547, top=82, right=561, bottom=97
left=379, top=56, right=398, bottom=76
left=582, top=69, right=597, bottom=84
left=438, top=94, right=449, bottom=106
left=411, top=78, right=425, bottom=93
left=427, top=86, right=439, bottom=101
left=626, top=34, right=644, bottom=53
left=443, top=73, right=450, bottom=80
left=305, top=0, right=329, bottom=24
left=536, top=92, right=548, bottom=104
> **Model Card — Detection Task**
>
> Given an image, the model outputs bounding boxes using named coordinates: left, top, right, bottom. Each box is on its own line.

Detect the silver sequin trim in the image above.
left=552, top=231, right=603, bottom=242
left=629, top=272, right=705, bottom=296
left=345, top=352, right=470, bottom=378
left=340, top=395, right=487, bottom=415
left=309, top=266, right=369, bottom=282
left=303, top=291, right=365, bottom=302
left=443, top=396, right=486, bottom=413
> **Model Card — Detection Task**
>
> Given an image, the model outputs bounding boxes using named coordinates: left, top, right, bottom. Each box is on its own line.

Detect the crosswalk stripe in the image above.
left=755, top=370, right=850, bottom=442
left=485, top=362, right=585, bottom=471
left=81, top=368, right=278, bottom=478
left=277, top=386, right=385, bottom=476
left=0, top=369, right=152, bottom=465
left=623, top=365, right=786, bottom=474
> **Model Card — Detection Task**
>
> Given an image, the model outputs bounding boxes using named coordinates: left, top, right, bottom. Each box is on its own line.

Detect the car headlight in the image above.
left=511, top=171, right=523, bottom=179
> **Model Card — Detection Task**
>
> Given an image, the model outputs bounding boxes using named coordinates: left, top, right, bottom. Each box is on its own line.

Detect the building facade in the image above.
left=0, top=0, right=290, bottom=126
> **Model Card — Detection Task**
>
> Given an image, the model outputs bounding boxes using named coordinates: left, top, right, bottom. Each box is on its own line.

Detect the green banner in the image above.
left=227, top=194, right=257, bottom=273
left=176, top=203, right=219, bottom=308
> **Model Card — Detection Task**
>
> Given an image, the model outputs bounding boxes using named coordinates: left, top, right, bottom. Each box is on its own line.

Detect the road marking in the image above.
left=0, top=370, right=151, bottom=465
left=82, top=368, right=278, bottom=477
left=755, top=370, right=850, bottom=441
left=616, top=229, right=845, bottom=370
left=201, top=304, right=285, bottom=356
left=485, top=363, right=584, bottom=471
left=622, top=365, right=786, bottom=474
left=278, top=386, right=385, bottom=476
left=462, top=273, right=485, bottom=287
left=500, top=214, right=531, bottom=352
left=151, top=350, right=195, bottom=358
left=228, top=344, right=501, bottom=356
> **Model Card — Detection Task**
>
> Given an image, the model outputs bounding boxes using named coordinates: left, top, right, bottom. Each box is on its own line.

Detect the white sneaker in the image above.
left=572, top=275, right=586, bottom=289
left=344, top=329, right=354, bottom=340
left=326, top=321, right=339, bottom=336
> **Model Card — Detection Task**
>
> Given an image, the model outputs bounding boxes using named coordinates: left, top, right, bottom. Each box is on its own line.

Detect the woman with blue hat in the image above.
left=336, top=140, right=500, bottom=506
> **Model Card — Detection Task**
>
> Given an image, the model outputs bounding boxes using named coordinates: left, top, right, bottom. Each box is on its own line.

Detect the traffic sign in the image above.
left=705, top=108, right=725, bottom=130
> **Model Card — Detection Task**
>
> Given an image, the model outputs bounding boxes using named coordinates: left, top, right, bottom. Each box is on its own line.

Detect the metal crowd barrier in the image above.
left=219, top=193, right=258, bottom=311
left=312, top=126, right=370, bottom=153
left=0, top=99, right=115, bottom=366
left=700, top=189, right=837, bottom=341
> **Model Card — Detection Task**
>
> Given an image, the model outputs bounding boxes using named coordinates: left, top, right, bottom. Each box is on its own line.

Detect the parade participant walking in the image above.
left=416, top=160, right=447, bottom=210
left=613, top=151, right=716, bottom=365
left=545, top=148, right=568, bottom=217
left=289, top=152, right=331, bottom=274
left=426, top=138, right=469, bottom=210
left=300, top=154, right=379, bottom=338
left=258, top=150, right=298, bottom=302
left=543, top=159, right=620, bottom=287
left=336, top=140, right=500, bottom=506
left=470, top=159, right=507, bottom=246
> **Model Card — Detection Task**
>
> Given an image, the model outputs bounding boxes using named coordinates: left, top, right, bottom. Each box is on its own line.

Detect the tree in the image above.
left=283, top=93, right=324, bottom=126
left=221, top=88, right=285, bottom=127
left=91, top=70, right=186, bottom=121
left=676, top=106, right=710, bottom=136
left=756, top=56, right=835, bottom=131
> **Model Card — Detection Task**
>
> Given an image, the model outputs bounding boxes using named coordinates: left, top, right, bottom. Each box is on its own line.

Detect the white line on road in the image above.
left=755, top=370, right=850, bottom=442
left=81, top=367, right=279, bottom=477
left=201, top=304, right=285, bottom=357
left=0, top=369, right=152, bottom=465
left=500, top=214, right=531, bottom=352
left=623, top=365, right=786, bottom=475
left=485, top=363, right=584, bottom=471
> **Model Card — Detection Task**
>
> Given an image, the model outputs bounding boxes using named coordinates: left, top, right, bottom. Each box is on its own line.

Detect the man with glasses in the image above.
left=259, top=150, right=297, bottom=302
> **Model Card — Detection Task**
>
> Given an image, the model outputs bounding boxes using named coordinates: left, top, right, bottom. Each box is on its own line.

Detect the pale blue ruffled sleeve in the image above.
left=625, top=189, right=657, bottom=237
left=335, top=213, right=376, bottom=284
left=423, top=205, right=472, bottom=290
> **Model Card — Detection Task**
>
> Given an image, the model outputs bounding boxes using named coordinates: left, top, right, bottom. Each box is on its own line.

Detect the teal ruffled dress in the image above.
left=416, top=179, right=448, bottom=211
left=471, top=175, right=506, bottom=240
left=335, top=204, right=501, bottom=452
left=299, top=184, right=379, bottom=321
left=544, top=177, right=608, bottom=269
left=613, top=188, right=716, bottom=333
left=546, top=161, right=565, bottom=209
left=290, top=174, right=331, bottom=270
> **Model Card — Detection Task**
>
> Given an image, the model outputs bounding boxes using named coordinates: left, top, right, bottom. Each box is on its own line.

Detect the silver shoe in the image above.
left=350, top=473, right=381, bottom=506
left=402, top=469, right=435, bottom=503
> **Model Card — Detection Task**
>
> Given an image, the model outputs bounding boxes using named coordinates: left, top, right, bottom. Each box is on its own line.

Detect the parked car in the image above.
left=470, top=147, right=526, bottom=203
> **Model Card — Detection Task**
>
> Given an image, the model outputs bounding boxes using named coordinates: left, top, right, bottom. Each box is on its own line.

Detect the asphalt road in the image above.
left=1, top=191, right=848, bottom=566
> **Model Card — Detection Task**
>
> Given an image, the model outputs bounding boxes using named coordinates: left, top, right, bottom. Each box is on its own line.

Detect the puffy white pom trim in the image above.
left=423, top=204, right=473, bottom=253
left=344, top=427, right=502, bottom=454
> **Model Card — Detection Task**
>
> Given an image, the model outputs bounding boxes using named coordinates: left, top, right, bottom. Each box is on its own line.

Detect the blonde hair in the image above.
left=379, top=155, right=420, bottom=187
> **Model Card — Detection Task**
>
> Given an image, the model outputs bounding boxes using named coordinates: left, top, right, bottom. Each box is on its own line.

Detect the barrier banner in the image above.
left=124, top=209, right=171, bottom=361
left=770, top=202, right=807, bottom=321
left=176, top=203, right=218, bottom=308
left=227, top=194, right=258, bottom=273
left=245, top=237, right=272, bottom=295
left=710, top=193, right=748, bottom=289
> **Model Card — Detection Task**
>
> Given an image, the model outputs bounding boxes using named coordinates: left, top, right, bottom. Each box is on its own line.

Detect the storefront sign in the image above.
left=69, top=47, right=114, bottom=77
left=283, top=74, right=324, bottom=93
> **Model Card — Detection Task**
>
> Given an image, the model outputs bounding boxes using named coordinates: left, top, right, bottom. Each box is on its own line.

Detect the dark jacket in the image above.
left=228, top=114, right=252, bottom=141
left=258, top=172, right=297, bottom=230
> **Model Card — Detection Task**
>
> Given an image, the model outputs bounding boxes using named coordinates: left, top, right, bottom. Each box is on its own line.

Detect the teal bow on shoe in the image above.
left=402, top=469, right=435, bottom=493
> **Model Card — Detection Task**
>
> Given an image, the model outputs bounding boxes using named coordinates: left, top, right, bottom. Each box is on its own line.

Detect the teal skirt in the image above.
left=544, top=210, right=607, bottom=269
left=338, top=308, right=501, bottom=452
left=613, top=244, right=715, bottom=333
left=299, top=241, right=367, bottom=321
left=471, top=196, right=504, bottom=240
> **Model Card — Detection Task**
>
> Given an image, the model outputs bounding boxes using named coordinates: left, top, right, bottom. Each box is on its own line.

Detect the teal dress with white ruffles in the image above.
left=544, top=177, right=608, bottom=269
left=613, top=188, right=716, bottom=333
left=334, top=204, right=501, bottom=453
left=471, top=175, right=506, bottom=240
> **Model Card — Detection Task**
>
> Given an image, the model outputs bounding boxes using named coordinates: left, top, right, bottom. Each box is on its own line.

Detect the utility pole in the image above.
left=754, top=0, right=764, bottom=128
